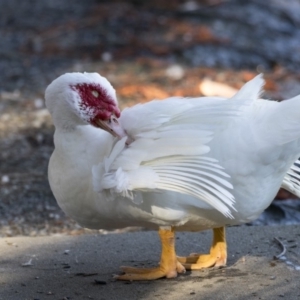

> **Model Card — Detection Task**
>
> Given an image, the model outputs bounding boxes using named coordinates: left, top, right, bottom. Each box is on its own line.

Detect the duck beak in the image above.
left=94, top=115, right=126, bottom=138
left=94, top=115, right=133, bottom=145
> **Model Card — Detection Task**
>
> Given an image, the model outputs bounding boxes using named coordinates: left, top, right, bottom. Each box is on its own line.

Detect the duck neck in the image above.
left=53, top=124, right=115, bottom=167
left=52, top=100, right=86, bottom=132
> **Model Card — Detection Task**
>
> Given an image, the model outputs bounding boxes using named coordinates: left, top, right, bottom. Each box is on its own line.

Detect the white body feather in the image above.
left=47, top=74, right=300, bottom=231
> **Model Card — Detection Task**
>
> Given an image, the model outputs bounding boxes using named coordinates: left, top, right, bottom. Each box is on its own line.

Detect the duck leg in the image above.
left=115, top=227, right=185, bottom=280
left=177, top=227, right=227, bottom=270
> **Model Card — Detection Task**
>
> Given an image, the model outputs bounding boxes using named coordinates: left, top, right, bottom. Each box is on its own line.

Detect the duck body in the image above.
left=207, top=100, right=300, bottom=224
left=47, top=73, right=300, bottom=232
left=49, top=106, right=228, bottom=231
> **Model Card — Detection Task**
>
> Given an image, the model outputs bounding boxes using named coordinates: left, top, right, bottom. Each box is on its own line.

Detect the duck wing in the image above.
left=281, top=158, right=300, bottom=197
left=92, top=75, right=265, bottom=218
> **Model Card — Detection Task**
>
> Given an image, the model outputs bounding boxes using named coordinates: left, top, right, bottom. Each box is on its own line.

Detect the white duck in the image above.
left=45, top=72, right=300, bottom=280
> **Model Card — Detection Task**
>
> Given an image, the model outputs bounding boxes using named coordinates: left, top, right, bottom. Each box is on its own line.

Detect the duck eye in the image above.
left=91, top=90, right=99, bottom=97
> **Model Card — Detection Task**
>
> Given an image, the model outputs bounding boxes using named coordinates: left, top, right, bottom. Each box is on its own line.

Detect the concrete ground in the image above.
left=0, top=225, right=299, bottom=300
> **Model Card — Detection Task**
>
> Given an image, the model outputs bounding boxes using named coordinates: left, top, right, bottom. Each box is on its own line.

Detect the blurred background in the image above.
left=1, top=0, right=300, bottom=237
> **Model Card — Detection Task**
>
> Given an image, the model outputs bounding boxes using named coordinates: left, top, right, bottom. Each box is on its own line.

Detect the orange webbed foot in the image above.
left=115, top=228, right=186, bottom=281
left=177, top=227, right=227, bottom=270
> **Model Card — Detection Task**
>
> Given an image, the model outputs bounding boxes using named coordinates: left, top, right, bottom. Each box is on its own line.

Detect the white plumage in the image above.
left=282, top=159, right=300, bottom=197
left=45, top=72, right=300, bottom=279
left=45, top=73, right=300, bottom=230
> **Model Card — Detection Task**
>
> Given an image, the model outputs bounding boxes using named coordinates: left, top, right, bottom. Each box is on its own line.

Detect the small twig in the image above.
left=75, top=272, right=98, bottom=277
left=273, top=237, right=286, bottom=259
left=22, top=258, right=33, bottom=267
left=93, top=279, right=107, bottom=285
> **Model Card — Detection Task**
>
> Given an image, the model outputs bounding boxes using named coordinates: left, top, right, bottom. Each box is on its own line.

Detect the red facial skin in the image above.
left=70, top=83, right=120, bottom=125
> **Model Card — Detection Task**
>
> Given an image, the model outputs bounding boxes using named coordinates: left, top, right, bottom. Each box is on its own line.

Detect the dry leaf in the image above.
left=199, top=79, right=238, bottom=97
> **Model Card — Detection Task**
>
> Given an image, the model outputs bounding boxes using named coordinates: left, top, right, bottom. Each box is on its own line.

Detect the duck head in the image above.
left=45, top=72, right=127, bottom=139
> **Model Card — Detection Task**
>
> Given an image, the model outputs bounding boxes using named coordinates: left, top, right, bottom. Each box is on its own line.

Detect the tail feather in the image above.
left=230, top=74, right=264, bottom=104
left=268, top=95, right=300, bottom=145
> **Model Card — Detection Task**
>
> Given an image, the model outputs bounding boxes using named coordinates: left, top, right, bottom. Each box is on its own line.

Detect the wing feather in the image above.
left=93, top=79, right=263, bottom=218
left=281, top=159, right=300, bottom=197
left=156, top=171, right=234, bottom=201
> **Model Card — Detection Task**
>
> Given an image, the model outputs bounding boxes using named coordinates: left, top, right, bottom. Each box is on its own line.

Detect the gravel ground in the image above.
left=1, top=226, right=300, bottom=299
left=1, top=0, right=300, bottom=237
